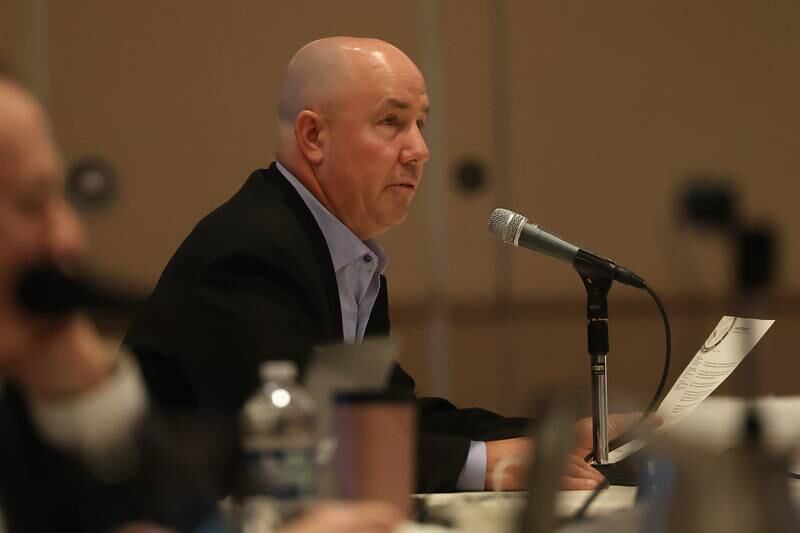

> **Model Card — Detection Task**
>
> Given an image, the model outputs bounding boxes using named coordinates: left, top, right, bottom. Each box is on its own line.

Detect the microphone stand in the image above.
left=579, top=273, right=612, bottom=464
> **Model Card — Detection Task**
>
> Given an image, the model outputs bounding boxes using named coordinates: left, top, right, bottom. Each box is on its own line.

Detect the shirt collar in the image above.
left=276, top=162, right=388, bottom=273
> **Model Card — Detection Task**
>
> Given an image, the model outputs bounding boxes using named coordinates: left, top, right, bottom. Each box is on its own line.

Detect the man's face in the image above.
left=316, top=50, right=430, bottom=240
left=0, top=85, right=85, bottom=361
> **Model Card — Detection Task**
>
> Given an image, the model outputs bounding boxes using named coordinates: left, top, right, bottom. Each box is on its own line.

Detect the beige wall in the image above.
left=0, top=2, right=27, bottom=76
left=2, top=0, right=798, bottom=416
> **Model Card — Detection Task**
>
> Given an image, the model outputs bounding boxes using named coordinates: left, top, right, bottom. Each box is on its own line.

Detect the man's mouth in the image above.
left=389, top=183, right=417, bottom=191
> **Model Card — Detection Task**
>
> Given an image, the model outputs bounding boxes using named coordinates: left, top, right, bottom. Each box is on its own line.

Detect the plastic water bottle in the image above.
left=240, top=360, right=317, bottom=532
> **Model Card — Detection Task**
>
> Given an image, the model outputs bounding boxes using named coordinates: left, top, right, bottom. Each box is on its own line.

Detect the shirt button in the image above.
left=363, top=254, right=373, bottom=263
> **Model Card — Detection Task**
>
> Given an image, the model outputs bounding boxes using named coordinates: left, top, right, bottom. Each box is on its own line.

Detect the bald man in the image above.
left=125, top=37, right=623, bottom=493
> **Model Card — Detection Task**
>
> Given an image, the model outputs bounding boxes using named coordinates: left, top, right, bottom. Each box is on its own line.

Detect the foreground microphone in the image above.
left=488, top=208, right=647, bottom=288
left=17, top=264, right=144, bottom=316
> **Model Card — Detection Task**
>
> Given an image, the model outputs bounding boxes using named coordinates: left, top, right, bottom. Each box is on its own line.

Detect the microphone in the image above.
left=488, top=208, right=647, bottom=288
left=16, top=264, right=144, bottom=317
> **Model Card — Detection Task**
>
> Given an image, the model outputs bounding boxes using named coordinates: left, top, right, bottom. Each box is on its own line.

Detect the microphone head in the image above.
left=488, top=208, right=528, bottom=246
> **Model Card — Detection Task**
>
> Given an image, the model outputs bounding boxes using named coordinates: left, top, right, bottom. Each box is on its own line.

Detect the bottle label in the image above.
left=244, top=447, right=315, bottom=499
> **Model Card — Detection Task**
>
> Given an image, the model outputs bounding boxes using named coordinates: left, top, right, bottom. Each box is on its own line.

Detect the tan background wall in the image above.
left=2, top=0, right=798, bottom=418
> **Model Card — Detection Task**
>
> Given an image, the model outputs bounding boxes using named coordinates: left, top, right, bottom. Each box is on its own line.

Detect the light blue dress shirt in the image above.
left=277, top=162, right=486, bottom=491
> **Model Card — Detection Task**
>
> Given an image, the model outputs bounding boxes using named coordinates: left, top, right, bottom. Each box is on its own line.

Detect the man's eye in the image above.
left=381, top=115, right=398, bottom=126
left=416, top=119, right=426, bottom=131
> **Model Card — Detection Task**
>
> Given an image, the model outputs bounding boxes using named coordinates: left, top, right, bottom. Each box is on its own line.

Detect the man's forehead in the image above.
left=0, top=84, right=45, bottom=146
left=380, top=96, right=430, bottom=114
left=0, top=98, right=61, bottom=188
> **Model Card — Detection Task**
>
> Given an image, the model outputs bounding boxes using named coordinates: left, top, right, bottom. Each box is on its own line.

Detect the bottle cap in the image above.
left=260, top=360, right=297, bottom=382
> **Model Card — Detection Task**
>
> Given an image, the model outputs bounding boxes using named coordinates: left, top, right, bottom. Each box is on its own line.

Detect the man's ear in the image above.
left=295, top=110, right=326, bottom=165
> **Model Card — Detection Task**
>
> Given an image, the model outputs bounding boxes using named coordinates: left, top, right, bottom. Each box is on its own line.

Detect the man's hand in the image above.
left=485, top=413, right=652, bottom=491
left=572, top=413, right=658, bottom=461
left=485, top=437, right=604, bottom=491
left=567, top=413, right=659, bottom=489
left=280, top=502, right=403, bottom=533
left=485, top=437, right=532, bottom=491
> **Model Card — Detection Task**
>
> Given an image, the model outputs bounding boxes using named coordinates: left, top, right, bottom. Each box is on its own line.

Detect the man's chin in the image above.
left=384, top=210, right=410, bottom=230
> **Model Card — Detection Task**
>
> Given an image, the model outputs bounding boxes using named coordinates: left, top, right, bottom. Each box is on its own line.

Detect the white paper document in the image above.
left=608, top=316, right=775, bottom=463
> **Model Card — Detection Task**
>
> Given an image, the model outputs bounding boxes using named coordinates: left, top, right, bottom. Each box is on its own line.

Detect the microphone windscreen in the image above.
left=488, top=208, right=527, bottom=245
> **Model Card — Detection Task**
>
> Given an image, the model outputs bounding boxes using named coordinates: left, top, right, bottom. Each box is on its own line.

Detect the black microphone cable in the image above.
left=571, top=478, right=610, bottom=521
left=611, top=285, right=672, bottom=450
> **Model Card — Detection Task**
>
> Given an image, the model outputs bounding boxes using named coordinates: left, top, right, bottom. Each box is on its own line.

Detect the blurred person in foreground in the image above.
left=125, top=36, right=639, bottom=494
left=0, top=71, right=401, bottom=532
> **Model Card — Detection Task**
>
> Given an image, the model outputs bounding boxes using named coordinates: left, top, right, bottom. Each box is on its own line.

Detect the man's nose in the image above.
left=45, top=198, right=85, bottom=264
left=401, top=126, right=430, bottom=165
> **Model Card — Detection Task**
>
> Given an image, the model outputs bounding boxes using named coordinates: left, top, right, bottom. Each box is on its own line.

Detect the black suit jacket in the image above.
left=125, top=163, right=527, bottom=492
left=0, top=385, right=229, bottom=533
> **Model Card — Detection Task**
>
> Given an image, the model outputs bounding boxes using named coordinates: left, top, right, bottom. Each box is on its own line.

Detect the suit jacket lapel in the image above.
left=265, top=165, right=344, bottom=341
left=365, top=275, right=390, bottom=336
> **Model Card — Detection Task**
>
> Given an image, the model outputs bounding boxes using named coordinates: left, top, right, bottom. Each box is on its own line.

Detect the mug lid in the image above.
left=334, top=389, right=415, bottom=404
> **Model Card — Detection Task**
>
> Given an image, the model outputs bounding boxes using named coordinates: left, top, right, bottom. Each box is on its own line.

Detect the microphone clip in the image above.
left=574, top=249, right=647, bottom=289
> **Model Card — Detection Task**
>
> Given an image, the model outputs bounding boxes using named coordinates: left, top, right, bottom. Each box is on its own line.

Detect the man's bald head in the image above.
left=0, top=78, right=61, bottom=186
left=0, top=75, right=83, bottom=277
left=277, top=37, right=422, bottom=128
left=274, top=37, right=429, bottom=240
